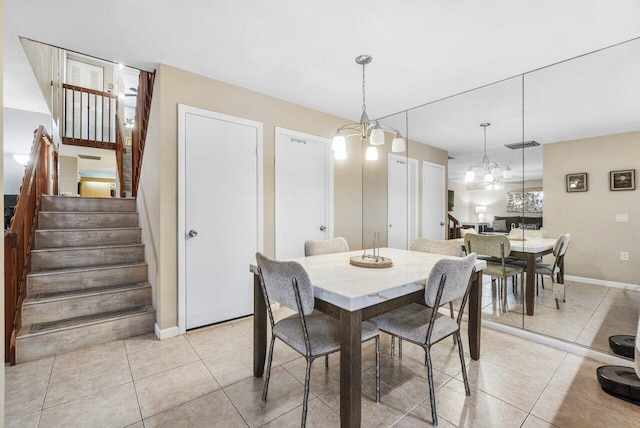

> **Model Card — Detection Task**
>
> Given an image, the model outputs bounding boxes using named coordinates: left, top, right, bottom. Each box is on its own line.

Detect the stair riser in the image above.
left=23, top=286, right=152, bottom=325
left=39, top=212, right=139, bottom=229
left=35, top=229, right=142, bottom=249
left=41, top=196, right=137, bottom=212
left=31, top=246, right=145, bottom=271
left=28, top=264, right=149, bottom=295
left=16, top=311, right=155, bottom=363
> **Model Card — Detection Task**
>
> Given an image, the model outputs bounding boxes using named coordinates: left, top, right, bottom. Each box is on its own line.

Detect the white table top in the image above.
left=454, top=237, right=556, bottom=254
left=253, top=248, right=486, bottom=312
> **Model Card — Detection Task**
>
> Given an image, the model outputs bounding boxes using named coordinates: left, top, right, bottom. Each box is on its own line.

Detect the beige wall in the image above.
left=544, top=131, right=640, bottom=284
left=139, top=64, right=366, bottom=330
left=59, top=155, right=78, bottom=195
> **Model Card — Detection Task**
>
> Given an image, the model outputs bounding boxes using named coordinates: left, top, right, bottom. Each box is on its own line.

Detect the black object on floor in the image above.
left=609, top=335, right=636, bottom=359
left=596, top=365, right=640, bottom=405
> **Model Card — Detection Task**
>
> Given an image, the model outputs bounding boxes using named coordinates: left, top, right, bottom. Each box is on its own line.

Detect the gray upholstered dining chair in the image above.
left=465, top=234, right=524, bottom=312
left=256, top=252, right=380, bottom=427
left=304, top=236, right=349, bottom=256
left=389, top=238, right=463, bottom=357
left=371, top=254, right=477, bottom=427
left=535, top=233, right=571, bottom=309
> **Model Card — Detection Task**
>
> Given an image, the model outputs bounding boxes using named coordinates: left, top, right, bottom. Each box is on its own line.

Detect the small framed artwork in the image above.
left=566, top=173, right=588, bottom=192
left=610, top=169, right=636, bottom=191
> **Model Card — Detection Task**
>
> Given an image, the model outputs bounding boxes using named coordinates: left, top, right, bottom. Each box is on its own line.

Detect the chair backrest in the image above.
left=509, top=228, right=548, bottom=239
left=410, top=237, right=462, bottom=257
left=425, top=253, right=477, bottom=307
left=553, top=233, right=571, bottom=258
left=459, top=228, right=478, bottom=238
left=465, top=233, right=510, bottom=259
left=304, top=237, right=349, bottom=256
left=256, top=252, right=315, bottom=315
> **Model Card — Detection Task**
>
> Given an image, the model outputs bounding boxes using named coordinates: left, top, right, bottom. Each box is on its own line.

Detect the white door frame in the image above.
left=177, top=104, right=263, bottom=335
left=421, top=160, right=446, bottom=239
left=274, top=127, right=334, bottom=258
left=388, top=154, right=419, bottom=249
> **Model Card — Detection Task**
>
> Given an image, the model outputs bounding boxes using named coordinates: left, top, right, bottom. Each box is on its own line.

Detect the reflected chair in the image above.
left=391, top=238, right=463, bottom=357
left=465, top=234, right=524, bottom=312
left=371, top=254, right=477, bottom=427
left=304, top=236, right=349, bottom=256
left=535, top=233, right=571, bottom=309
left=256, top=253, right=380, bottom=427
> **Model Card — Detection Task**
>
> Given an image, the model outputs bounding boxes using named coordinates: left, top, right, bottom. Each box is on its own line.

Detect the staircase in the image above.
left=16, top=196, right=154, bottom=362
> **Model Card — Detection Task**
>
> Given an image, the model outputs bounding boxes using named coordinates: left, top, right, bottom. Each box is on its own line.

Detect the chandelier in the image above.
left=464, top=123, right=512, bottom=189
left=332, top=55, right=405, bottom=160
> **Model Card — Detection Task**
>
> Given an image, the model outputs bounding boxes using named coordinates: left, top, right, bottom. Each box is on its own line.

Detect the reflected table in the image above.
left=455, top=237, right=557, bottom=316
left=251, top=248, right=486, bottom=428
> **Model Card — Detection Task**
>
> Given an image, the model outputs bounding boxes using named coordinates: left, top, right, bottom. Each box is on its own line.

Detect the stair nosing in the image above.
left=27, top=261, right=149, bottom=277
left=36, top=227, right=142, bottom=233
left=23, top=282, right=150, bottom=304
left=43, top=196, right=136, bottom=201
left=18, top=305, right=155, bottom=338
left=39, top=211, right=138, bottom=214
left=31, top=243, right=145, bottom=253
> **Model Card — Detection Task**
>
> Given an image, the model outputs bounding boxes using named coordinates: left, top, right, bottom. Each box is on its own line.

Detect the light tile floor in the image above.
left=5, top=308, right=640, bottom=427
left=479, top=277, right=640, bottom=356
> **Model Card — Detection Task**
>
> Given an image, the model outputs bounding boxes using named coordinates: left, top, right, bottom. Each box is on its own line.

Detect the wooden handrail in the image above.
left=115, top=114, right=126, bottom=197
left=132, top=70, right=155, bottom=197
left=448, top=213, right=460, bottom=240
left=5, top=126, right=57, bottom=364
left=62, top=83, right=118, bottom=150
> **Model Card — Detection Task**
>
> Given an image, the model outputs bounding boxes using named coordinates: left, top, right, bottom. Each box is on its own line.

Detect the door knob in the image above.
left=188, top=230, right=198, bottom=237
left=319, top=226, right=326, bottom=231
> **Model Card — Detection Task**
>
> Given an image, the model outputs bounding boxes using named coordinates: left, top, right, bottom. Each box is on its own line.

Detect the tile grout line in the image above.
left=35, top=354, right=57, bottom=426
left=124, top=340, right=145, bottom=426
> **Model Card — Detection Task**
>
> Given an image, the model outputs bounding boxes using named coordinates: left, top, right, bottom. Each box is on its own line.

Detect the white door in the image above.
left=178, top=106, right=263, bottom=331
left=275, top=128, right=333, bottom=259
left=388, top=154, right=418, bottom=249
left=421, top=161, right=446, bottom=239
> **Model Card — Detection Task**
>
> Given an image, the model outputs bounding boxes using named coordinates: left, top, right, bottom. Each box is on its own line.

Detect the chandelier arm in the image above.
left=375, top=123, right=403, bottom=136
left=336, top=123, right=365, bottom=134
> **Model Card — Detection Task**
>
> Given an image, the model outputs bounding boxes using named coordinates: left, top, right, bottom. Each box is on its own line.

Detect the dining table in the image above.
left=250, top=247, right=486, bottom=427
left=454, top=236, right=558, bottom=316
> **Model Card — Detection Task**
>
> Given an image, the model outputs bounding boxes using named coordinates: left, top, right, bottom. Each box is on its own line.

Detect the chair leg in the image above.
left=449, top=302, right=456, bottom=345
left=399, top=338, right=403, bottom=359
left=425, top=345, right=438, bottom=426
left=301, top=357, right=313, bottom=428
left=325, top=354, right=329, bottom=368
left=375, top=336, right=380, bottom=403
left=391, top=336, right=395, bottom=357
left=536, top=273, right=539, bottom=296
left=262, top=335, right=276, bottom=402
left=455, top=332, right=471, bottom=396
left=540, top=274, right=545, bottom=289
left=502, top=277, right=508, bottom=312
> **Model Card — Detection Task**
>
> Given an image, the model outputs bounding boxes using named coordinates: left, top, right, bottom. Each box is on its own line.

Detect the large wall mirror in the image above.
left=368, top=36, right=640, bottom=359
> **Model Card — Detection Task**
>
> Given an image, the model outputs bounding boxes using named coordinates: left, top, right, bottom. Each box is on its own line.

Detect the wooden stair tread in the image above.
left=27, top=261, right=148, bottom=277
left=23, top=282, right=150, bottom=304
left=18, top=305, right=155, bottom=338
left=31, top=243, right=144, bottom=253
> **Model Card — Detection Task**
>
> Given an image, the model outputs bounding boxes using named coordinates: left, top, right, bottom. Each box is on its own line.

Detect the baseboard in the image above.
left=482, top=319, right=632, bottom=366
left=154, top=323, right=180, bottom=340
left=565, top=275, right=640, bottom=292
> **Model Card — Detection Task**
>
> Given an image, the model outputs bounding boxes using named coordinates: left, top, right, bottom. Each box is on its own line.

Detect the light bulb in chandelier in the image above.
left=365, top=146, right=378, bottom=160
left=332, top=135, right=346, bottom=152
left=392, top=133, right=406, bottom=152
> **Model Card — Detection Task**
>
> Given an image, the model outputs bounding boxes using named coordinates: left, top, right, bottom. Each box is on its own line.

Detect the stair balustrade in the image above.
left=62, top=83, right=118, bottom=149
left=5, top=126, right=58, bottom=364
left=448, top=213, right=460, bottom=239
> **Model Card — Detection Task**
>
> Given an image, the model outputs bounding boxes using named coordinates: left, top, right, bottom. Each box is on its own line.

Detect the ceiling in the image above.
left=4, top=1, right=640, bottom=181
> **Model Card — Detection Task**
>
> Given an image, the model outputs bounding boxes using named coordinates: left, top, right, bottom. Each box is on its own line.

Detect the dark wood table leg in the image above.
left=253, top=273, right=267, bottom=377
left=525, top=253, right=536, bottom=316
left=468, top=269, right=482, bottom=360
left=340, top=308, right=362, bottom=428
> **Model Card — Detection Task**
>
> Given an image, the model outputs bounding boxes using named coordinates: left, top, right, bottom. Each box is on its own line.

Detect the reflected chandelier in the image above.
left=332, top=55, right=405, bottom=160
left=464, top=122, right=512, bottom=189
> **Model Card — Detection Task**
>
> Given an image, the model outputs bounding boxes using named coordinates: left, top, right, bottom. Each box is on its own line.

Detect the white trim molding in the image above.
left=565, top=274, right=640, bottom=292
left=154, top=324, right=180, bottom=340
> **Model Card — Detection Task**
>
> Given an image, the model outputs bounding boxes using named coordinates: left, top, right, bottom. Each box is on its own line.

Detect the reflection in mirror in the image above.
left=403, top=76, right=525, bottom=327
left=522, top=37, right=640, bottom=358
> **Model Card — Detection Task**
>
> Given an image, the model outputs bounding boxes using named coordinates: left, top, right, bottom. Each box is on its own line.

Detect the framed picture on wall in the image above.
left=610, top=169, right=635, bottom=191
left=566, top=173, right=588, bottom=192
